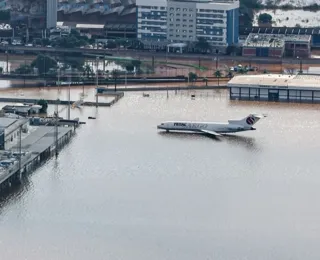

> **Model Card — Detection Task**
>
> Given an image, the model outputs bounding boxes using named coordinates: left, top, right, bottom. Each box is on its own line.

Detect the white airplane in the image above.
left=157, top=113, right=267, bottom=137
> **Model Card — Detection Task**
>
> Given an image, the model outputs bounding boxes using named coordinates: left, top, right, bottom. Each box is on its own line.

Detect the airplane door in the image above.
left=268, top=89, right=279, bottom=101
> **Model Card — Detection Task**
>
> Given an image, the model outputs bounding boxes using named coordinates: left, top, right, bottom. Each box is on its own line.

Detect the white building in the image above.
left=136, top=0, right=239, bottom=50
left=0, top=118, right=29, bottom=150
left=228, top=74, right=320, bottom=103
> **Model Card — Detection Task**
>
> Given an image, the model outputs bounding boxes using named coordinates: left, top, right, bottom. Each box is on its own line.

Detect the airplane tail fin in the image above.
left=229, top=113, right=267, bottom=127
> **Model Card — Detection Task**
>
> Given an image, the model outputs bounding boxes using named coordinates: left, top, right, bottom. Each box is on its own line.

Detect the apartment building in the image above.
left=136, top=0, right=239, bottom=50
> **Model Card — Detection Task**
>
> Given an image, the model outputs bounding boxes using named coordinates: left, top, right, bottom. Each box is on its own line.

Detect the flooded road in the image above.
left=0, top=89, right=320, bottom=260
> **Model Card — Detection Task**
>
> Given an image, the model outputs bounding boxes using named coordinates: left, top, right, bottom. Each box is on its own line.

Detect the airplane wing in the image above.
left=199, top=129, right=222, bottom=136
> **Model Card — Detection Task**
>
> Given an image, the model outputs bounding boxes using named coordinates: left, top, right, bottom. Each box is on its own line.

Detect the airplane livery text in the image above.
left=174, top=123, right=208, bottom=129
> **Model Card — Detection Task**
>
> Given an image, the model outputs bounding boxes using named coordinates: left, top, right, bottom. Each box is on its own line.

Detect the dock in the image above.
left=0, top=91, right=124, bottom=107
left=0, top=125, right=74, bottom=191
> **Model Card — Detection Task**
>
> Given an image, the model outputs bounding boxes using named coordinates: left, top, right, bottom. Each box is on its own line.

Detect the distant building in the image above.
left=0, top=0, right=57, bottom=29
left=2, top=103, right=42, bottom=117
left=240, top=26, right=320, bottom=47
left=136, top=0, right=240, bottom=50
left=242, top=33, right=311, bottom=58
left=0, top=117, right=29, bottom=150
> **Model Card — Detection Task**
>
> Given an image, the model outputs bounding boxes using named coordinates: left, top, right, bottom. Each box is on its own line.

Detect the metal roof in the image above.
left=228, top=74, right=320, bottom=90
left=240, top=26, right=320, bottom=36
left=243, top=33, right=311, bottom=48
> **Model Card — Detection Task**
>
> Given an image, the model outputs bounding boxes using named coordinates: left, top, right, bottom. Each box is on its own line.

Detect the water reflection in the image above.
left=223, top=134, right=260, bottom=152
left=0, top=177, right=31, bottom=211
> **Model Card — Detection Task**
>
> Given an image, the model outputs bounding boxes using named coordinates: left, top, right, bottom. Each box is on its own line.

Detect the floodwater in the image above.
left=1, top=88, right=320, bottom=260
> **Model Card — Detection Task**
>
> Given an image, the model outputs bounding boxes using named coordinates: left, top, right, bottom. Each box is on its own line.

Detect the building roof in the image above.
left=243, top=33, right=285, bottom=48
left=228, top=74, right=320, bottom=90
left=76, top=23, right=105, bottom=29
left=243, top=33, right=311, bottom=48
left=0, top=118, right=18, bottom=129
left=240, top=26, right=320, bottom=36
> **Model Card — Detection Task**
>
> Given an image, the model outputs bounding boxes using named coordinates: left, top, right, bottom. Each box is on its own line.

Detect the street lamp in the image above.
left=297, top=56, right=302, bottom=74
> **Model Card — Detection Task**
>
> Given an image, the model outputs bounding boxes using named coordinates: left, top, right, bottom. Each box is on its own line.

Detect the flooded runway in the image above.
left=0, top=89, right=320, bottom=260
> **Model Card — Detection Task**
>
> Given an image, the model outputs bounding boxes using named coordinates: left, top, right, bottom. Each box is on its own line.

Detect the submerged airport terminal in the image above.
left=228, top=74, right=320, bottom=103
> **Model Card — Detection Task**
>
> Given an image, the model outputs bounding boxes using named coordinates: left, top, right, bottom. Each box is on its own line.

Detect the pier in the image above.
left=0, top=92, right=124, bottom=107
left=0, top=125, right=74, bottom=191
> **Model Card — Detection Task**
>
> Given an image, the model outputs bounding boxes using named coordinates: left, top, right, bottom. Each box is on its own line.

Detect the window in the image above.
left=189, top=8, right=193, bottom=11
left=183, top=8, right=187, bottom=11
left=189, top=19, right=193, bottom=22
left=183, top=19, right=187, bottom=22
left=176, top=8, right=180, bottom=11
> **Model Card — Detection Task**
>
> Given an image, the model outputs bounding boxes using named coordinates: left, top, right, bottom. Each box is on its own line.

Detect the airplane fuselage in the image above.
left=157, top=121, right=255, bottom=134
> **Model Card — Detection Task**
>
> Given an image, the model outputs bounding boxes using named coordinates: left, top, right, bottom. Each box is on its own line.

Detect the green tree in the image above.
left=83, top=64, right=93, bottom=78
left=214, top=70, right=222, bottom=86
left=31, top=55, right=57, bottom=76
left=131, top=60, right=142, bottom=73
left=258, top=13, right=273, bottom=24
left=126, top=64, right=134, bottom=72
left=188, top=72, right=197, bottom=82
left=203, top=77, right=208, bottom=86
left=37, top=99, right=48, bottom=113
left=195, top=37, right=212, bottom=53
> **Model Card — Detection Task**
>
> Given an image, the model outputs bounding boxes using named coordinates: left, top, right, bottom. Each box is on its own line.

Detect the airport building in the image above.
left=242, top=33, right=311, bottom=58
left=228, top=74, right=320, bottom=103
left=0, top=0, right=57, bottom=29
left=136, top=0, right=239, bottom=50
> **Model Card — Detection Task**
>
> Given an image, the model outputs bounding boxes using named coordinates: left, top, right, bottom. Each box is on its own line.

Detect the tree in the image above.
left=0, top=67, right=3, bottom=74
left=112, top=69, right=120, bottom=92
left=37, top=99, right=48, bottom=113
left=83, top=64, right=93, bottom=78
left=131, top=59, right=142, bottom=74
left=214, top=70, right=222, bottom=86
left=31, top=54, right=57, bottom=76
left=202, top=77, right=208, bottom=86
left=195, top=37, right=211, bottom=53
left=258, top=13, right=272, bottom=24
left=126, top=64, right=134, bottom=73
left=188, top=72, right=197, bottom=83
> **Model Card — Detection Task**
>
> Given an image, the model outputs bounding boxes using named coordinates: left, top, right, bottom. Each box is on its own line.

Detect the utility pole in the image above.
left=18, top=125, right=22, bottom=180
left=54, top=99, right=59, bottom=158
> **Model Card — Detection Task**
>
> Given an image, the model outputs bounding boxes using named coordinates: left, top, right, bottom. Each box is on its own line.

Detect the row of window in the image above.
left=198, top=9, right=224, bottom=13
left=139, top=6, right=228, bottom=14
left=169, top=29, right=194, bottom=33
left=140, top=6, right=166, bottom=10
left=169, top=7, right=193, bottom=12
left=169, top=13, right=193, bottom=17
left=197, top=14, right=225, bottom=19
left=169, top=23, right=194, bottom=28
left=168, top=18, right=194, bottom=22
left=139, top=27, right=167, bottom=32
left=169, top=35, right=194, bottom=39
left=141, top=21, right=166, bottom=25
